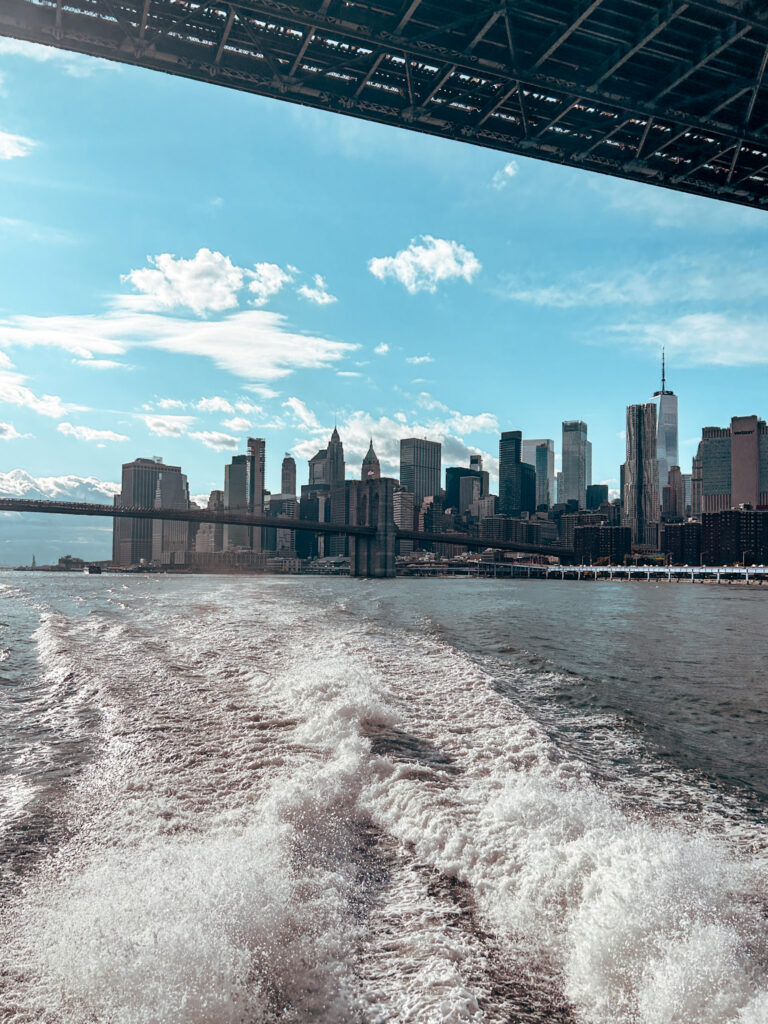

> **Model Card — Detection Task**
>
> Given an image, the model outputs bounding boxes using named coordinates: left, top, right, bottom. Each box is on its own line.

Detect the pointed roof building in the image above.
left=361, top=440, right=381, bottom=480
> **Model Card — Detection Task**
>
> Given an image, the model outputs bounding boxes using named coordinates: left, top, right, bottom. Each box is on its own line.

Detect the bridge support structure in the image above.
left=351, top=478, right=397, bottom=579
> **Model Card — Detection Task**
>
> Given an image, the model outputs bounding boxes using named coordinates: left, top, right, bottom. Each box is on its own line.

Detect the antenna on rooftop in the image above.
left=661, top=346, right=666, bottom=392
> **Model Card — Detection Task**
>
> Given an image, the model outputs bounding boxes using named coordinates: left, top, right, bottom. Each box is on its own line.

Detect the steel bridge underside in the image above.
left=0, top=497, right=572, bottom=558
left=1, top=0, right=767, bottom=208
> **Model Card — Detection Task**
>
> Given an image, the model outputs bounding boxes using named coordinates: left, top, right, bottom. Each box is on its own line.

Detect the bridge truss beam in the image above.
left=0, top=0, right=767, bottom=208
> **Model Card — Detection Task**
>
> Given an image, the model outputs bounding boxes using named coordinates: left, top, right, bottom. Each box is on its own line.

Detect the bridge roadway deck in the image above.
left=0, top=497, right=571, bottom=558
left=0, top=0, right=766, bottom=209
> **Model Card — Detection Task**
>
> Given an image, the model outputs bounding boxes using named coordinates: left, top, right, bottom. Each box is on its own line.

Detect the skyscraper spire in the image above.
left=661, top=346, right=666, bottom=392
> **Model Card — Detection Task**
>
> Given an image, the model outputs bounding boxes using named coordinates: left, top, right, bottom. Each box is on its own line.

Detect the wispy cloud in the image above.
left=221, top=416, right=252, bottom=432
left=196, top=396, right=234, bottom=414
left=610, top=312, right=768, bottom=367
left=0, top=307, right=357, bottom=381
left=57, top=422, right=129, bottom=443
left=139, top=414, right=195, bottom=437
left=0, top=422, right=30, bottom=441
left=0, top=38, right=101, bottom=77
left=297, top=274, right=337, bottom=305
left=369, top=235, right=481, bottom=294
left=73, top=358, right=129, bottom=370
left=0, top=129, right=36, bottom=160
left=374, top=343, right=389, bottom=355
left=283, top=396, right=321, bottom=430
left=491, top=160, right=518, bottom=190
left=189, top=430, right=239, bottom=451
left=406, top=354, right=433, bottom=365
left=0, top=367, right=77, bottom=418
left=499, top=256, right=768, bottom=309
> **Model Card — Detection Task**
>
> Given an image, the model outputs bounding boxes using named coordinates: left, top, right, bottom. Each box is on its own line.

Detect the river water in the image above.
left=1, top=573, right=767, bottom=1023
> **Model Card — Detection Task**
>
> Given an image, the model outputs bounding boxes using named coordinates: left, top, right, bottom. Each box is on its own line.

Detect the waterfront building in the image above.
left=151, top=463, right=190, bottom=562
left=624, top=403, right=659, bottom=547
left=701, top=508, right=768, bottom=565
left=499, top=430, right=536, bottom=516
left=652, top=350, right=679, bottom=499
left=113, top=457, right=171, bottom=566
left=281, top=454, right=297, bottom=497
left=560, top=421, right=591, bottom=509
left=522, top=439, right=555, bottom=509
left=573, top=525, right=631, bottom=565
left=263, top=494, right=298, bottom=554
left=586, top=484, right=609, bottom=510
left=361, top=440, right=381, bottom=480
left=661, top=521, right=702, bottom=565
left=400, top=438, right=441, bottom=506
left=195, top=490, right=224, bottom=553
left=696, top=416, right=768, bottom=514
left=224, top=437, right=265, bottom=551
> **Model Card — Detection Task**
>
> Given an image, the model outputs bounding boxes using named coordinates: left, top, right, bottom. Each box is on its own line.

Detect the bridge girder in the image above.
left=0, top=0, right=766, bottom=207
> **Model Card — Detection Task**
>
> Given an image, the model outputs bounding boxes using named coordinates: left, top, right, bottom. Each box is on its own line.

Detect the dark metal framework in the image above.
left=1, top=0, right=767, bottom=207
left=0, top=497, right=573, bottom=555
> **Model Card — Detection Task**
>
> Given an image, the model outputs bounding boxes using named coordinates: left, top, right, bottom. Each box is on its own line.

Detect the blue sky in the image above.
left=1, top=37, right=767, bottom=510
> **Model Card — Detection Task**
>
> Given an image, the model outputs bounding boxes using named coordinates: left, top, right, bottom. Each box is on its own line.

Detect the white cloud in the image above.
left=499, top=257, right=768, bottom=309
left=190, top=430, right=240, bottom=451
left=222, top=416, right=251, bottom=432
left=297, top=274, right=337, bottom=305
left=290, top=400, right=499, bottom=484
left=0, top=368, right=71, bottom=418
left=0, top=38, right=100, bottom=77
left=244, top=384, right=280, bottom=399
left=196, top=396, right=234, bottom=414
left=337, top=371, right=361, bottom=378
left=73, top=358, right=129, bottom=370
left=368, top=235, right=481, bottom=294
left=0, top=469, right=119, bottom=501
left=234, top=401, right=262, bottom=415
left=611, top=313, right=768, bottom=367
left=406, top=355, right=434, bottom=365
left=0, top=129, right=36, bottom=160
left=0, top=422, right=29, bottom=440
left=139, top=414, right=195, bottom=437
left=0, top=308, right=357, bottom=381
left=283, top=396, right=321, bottom=430
left=57, top=422, right=129, bottom=443
left=121, top=249, right=245, bottom=316
left=491, top=160, right=518, bottom=190
left=156, top=398, right=187, bottom=410
left=249, top=262, right=293, bottom=306
left=374, top=343, right=389, bottom=355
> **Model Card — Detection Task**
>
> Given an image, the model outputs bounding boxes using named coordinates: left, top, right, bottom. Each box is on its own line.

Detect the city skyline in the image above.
left=0, top=39, right=766, bottom=516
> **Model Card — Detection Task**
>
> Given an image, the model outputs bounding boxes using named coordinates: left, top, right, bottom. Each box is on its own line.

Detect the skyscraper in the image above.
left=499, top=430, right=536, bottom=516
left=522, top=439, right=555, bottom=509
left=151, top=463, right=190, bottom=561
left=113, top=457, right=169, bottom=566
left=281, top=454, right=297, bottom=496
left=361, top=440, right=381, bottom=480
left=400, top=438, right=441, bottom=505
left=624, top=403, right=659, bottom=547
left=696, top=416, right=768, bottom=514
left=306, top=428, right=346, bottom=493
left=652, top=349, right=679, bottom=499
left=224, top=437, right=265, bottom=551
left=560, top=421, right=591, bottom=508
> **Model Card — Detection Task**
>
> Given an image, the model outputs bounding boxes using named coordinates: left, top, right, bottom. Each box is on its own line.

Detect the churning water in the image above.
left=1, top=573, right=767, bottom=1023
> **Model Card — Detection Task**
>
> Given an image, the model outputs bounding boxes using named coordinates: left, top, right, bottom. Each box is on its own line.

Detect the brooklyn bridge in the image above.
left=0, top=488, right=573, bottom=577
left=0, top=0, right=766, bottom=209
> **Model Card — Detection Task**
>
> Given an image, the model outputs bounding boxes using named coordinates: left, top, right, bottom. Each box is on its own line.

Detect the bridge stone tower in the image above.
left=351, top=477, right=397, bottom=578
